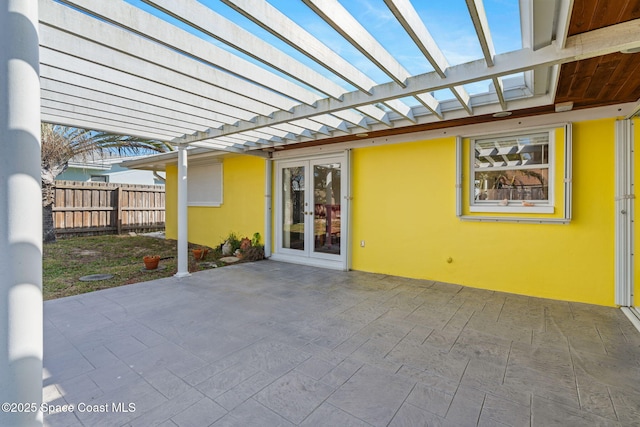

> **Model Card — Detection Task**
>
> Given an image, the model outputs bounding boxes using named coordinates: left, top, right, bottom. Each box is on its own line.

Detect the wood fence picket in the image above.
left=52, top=180, right=165, bottom=237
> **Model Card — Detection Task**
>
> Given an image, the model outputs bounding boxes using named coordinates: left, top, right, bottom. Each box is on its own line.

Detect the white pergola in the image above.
left=37, top=0, right=640, bottom=150
left=2, top=0, right=640, bottom=424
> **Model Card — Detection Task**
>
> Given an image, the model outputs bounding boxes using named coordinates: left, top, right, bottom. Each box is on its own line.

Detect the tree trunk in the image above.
left=43, top=204, right=56, bottom=243
left=42, top=180, right=56, bottom=242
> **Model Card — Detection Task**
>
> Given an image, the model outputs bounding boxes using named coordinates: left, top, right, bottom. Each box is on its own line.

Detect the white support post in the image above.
left=0, top=1, right=43, bottom=426
left=264, top=158, right=272, bottom=258
left=455, top=136, right=463, bottom=217
left=615, top=119, right=634, bottom=306
left=175, top=144, right=190, bottom=278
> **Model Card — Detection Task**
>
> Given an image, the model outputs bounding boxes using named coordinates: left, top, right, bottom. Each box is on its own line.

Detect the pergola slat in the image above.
left=223, top=0, right=373, bottom=94
left=41, top=96, right=201, bottom=136
left=56, top=0, right=320, bottom=108
left=385, top=0, right=473, bottom=115
left=40, top=80, right=217, bottom=131
left=39, top=45, right=265, bottom=122
left=221, top=0, right=394, bottom=125
left=41, top=111, right=179, bottom=141
left=176, top=19, right=640, bottom=143
left=40, top=6, right=298, bottom=114
left=39, top=66, right=229, bottom=127
left=143, top=0, right=349, bottom=101
left=465, top=0, right=496, bottom=67
left=464, top=0, right=506, bottom=111
left=302, top=0, right=440, bottom=120
left=304, top=0, right=411, bottom=86
left=221, top=0, right=420, bottom=124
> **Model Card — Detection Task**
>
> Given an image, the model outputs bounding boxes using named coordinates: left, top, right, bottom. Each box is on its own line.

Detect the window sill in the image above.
left=188, top=202, right=222, bottom=207
left=459, top=215, right=570, bottom=224
left=469, top=205, right=554, bottom=214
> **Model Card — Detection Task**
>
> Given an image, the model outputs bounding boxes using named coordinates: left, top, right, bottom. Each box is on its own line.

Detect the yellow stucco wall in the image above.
left=165, top=155, right=265, bottom=248
left=165, top=119, right=620, bottom=306
left=351, top=119, right=616, bottom=306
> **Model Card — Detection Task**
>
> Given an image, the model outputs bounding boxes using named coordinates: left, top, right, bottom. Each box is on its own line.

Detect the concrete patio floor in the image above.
left=43, top=261, right=640, bottom=426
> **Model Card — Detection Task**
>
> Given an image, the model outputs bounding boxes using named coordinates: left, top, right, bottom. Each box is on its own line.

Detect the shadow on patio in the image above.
left=43, top=261, right=640, bottom=426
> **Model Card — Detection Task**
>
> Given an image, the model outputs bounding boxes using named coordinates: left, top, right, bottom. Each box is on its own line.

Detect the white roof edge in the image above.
left=122, top=147, right=228, bottom=170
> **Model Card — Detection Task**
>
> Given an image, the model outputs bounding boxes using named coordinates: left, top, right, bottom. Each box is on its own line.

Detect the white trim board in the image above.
left=272, top=103, right=636, bottom=159
left=621, top=307, right=640, bottom=334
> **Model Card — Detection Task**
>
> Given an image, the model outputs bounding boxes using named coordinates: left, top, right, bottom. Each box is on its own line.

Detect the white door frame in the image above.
left=271, top=151, right=349, bottom=270
left=615, top=119, right=640, bottom=328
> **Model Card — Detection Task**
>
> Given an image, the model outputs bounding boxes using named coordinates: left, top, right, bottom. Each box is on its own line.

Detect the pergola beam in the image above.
left=39, top=21, right=293, bottom=115
left=222, top=0, right=375, bottom=94
left=143, top=0, right=347, bottom=101
left=40, top=46, right=260, bottom=122
left=41, top=95, right=200, bottom=136
left=385, top=0, right=473, bottom=115
left=303, top=0, right=441, bottom=120
left=176, top=19, right=640, bottom=143
left=40, top=66, right=228, bottom=127
left=304, top=0, right=410, bottom=86
left=221, top=0, right=416, bottom=124
left=55, top=0, right=320, bottom=107
left=40, top=80, right=218, bottom=130
left=41, top=110, right=180, bottom=141
left=31, top=0, right=639, bottom=150
left=40, top=8, right=377, bottom=146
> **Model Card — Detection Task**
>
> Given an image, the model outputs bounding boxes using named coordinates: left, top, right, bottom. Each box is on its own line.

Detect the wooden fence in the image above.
left=52, top=180, right=165, bottom=237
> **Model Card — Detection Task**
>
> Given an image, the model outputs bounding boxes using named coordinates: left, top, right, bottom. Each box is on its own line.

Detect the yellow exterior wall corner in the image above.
left=165, top=155, right=265, bottom=248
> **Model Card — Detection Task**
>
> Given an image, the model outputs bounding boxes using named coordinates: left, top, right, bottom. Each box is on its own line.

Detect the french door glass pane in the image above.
left=282, top=166, right=305, bottom=250
left=313, top=162, right=341, bottom=255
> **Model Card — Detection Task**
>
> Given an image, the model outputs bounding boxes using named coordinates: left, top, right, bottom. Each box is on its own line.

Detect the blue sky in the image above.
left=126, top=0, right=522, bottom=100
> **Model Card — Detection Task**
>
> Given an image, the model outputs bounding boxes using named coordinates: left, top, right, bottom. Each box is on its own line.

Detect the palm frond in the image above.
left=41, top=123, right=174, bottom=181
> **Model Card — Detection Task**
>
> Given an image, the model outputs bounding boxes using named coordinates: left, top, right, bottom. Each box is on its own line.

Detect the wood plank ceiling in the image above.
left=555, top=0, right=640, bottom=110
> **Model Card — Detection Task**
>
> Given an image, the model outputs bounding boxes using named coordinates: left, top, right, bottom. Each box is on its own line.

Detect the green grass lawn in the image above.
left=43, top=234, right=216, bottom=300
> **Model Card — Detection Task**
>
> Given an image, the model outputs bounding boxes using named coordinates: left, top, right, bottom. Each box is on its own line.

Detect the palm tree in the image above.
left=41, top=123, right=174, bottom=242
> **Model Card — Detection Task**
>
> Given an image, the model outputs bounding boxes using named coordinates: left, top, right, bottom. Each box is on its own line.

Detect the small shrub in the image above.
left=218, top=231, right=265, bottom=262
left=212, top=245, right=223, bottom=259
left=242, top=245, right=265, bottom=261
left=225, top=232, right=242, bottom=253
left=251, top=232, right=261, bottom=247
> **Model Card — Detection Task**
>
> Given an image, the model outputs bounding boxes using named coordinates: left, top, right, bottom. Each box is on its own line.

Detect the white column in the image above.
left=0, top=1, right=43, bottom=426
left=175, top=144, right=190, bottom=278
left=615, top=119, right=633, bottom=306
left=264, top=158, right=272, bottom=258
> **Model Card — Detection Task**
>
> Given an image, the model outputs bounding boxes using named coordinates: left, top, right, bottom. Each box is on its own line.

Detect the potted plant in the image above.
left=143, top=255, right=160, bottom=270
left=192, top=248, right=209, bottom=260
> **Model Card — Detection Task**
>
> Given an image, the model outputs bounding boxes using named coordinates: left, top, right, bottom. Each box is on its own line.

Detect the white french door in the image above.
left=273, top=154, right=348, bottom=270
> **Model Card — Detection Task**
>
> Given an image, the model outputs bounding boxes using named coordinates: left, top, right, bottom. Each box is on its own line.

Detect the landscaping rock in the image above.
left=79, top=274, right=114, bottom=282
left=219, top=256, right=240, bottom=264
left=222, top=241, right=232, bottom=256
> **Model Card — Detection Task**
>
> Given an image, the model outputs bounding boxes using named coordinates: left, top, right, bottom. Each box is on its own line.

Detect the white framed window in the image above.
left=188, top=162, right=223, bottom=207
left=90, top=175, right=108, bottom=182
left=470, top=131, right=554, bottom=214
